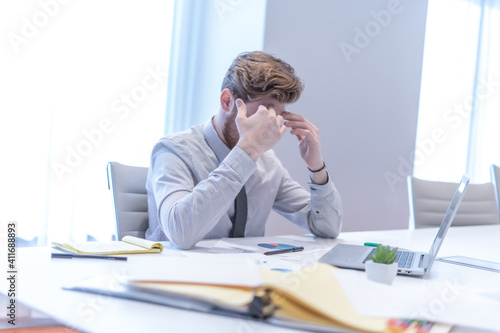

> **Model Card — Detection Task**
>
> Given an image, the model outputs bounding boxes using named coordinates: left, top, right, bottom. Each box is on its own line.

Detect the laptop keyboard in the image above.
left=395, top=251, right=414, bottom=268
left=364, top=249, right=415, bottom=268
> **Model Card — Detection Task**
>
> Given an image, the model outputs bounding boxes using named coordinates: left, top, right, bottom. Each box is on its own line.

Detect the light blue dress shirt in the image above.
left=146, top=119, right=343, bottom=249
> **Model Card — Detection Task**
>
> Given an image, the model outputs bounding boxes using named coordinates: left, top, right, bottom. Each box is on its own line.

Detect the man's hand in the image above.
left=235, top=99, right=286, bottom=161
left=283, top=111, right=328, bottom=184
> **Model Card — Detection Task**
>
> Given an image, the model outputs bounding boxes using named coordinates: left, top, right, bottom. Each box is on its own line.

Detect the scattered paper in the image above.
left=209, top=235, right=325, bottom=255
left=124, top=256, right=263, bottom=287
left=331, top=266, right=500, bottom=331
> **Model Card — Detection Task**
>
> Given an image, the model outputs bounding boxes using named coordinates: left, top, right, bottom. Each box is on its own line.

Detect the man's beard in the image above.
left=222, top=106, right=240, bottom=149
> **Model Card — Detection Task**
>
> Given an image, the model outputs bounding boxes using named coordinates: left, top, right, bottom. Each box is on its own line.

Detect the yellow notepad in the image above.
left=52, top=236, right=163, bottom=255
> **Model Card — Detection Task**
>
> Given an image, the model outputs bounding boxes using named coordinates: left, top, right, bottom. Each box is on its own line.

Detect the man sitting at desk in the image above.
left=146, top=51, right=343, bottom=249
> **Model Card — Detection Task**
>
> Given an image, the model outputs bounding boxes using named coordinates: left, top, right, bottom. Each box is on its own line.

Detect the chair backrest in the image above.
left=107, top=162, right=149, bottom=240
left=491, top=164, right=500, bottom=221
left=407, top=176, right=500, bottom=229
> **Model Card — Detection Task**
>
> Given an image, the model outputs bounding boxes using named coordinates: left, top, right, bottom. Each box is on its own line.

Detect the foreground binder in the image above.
left=65, top=263, right=450, bottom=333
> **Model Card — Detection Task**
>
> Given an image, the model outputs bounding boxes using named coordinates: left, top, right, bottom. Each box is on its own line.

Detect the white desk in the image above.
left=1, top=225, right=499, bottom=332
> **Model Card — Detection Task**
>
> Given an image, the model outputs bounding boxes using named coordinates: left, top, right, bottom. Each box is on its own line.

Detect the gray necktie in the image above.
left=230, top=186, right=247, bottom=237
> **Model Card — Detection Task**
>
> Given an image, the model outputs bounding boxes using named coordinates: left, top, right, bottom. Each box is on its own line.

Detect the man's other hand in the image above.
left=283, top=111, right=328, bottom=184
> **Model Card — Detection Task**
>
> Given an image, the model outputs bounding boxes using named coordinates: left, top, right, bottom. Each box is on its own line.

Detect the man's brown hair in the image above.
left=221, top=51, right=304, bottom=104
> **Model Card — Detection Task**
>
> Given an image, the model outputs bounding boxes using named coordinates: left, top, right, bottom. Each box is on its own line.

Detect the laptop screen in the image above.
left=426, top=175, right=470, bottom=270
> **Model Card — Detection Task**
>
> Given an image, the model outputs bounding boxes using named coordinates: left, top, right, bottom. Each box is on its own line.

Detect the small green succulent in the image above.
left=369, top=245, right=398, bottom=264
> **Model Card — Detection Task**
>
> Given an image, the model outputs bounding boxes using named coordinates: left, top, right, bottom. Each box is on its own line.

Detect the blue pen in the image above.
left=51, top=253, right=127, bottom=261
left=264, top=246, right=304, bottom=256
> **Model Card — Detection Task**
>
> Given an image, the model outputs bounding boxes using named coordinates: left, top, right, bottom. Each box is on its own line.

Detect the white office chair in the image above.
left=107, top=162, right=149, bottom=240
left=491, top=164, right=500, bottom=221
left=407, top=176, right=500, bottom=229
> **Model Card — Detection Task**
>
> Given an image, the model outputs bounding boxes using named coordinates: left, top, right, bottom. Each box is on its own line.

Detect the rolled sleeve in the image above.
left=308, top=177, right=343, bottom=238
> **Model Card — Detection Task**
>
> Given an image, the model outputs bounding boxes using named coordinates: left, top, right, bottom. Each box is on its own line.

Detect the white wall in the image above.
left=263, top=0, right=429, bottom=234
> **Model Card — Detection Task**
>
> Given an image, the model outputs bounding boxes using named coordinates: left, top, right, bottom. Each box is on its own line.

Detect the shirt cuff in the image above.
left=222, top=146, right=257, bottom=183
left=307, top=176, right=335, bottom=197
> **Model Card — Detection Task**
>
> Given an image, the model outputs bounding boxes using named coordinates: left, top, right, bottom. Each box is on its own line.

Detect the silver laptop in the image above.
left=319, top=175, right=470, bottom=277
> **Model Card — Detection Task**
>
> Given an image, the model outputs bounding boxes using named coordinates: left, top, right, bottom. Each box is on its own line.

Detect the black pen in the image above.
left=51, top=253, right=128, bottom=261
left=264, top=246, right=304, bottom=256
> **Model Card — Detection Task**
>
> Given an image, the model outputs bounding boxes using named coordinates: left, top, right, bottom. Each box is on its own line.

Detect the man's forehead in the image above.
left=252, top=97, right=286, bottom=107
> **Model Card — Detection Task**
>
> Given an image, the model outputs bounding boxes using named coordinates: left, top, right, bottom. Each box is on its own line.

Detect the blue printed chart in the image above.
left=209, top=236, right=320, bottom=255
left=257, top=243, right=296, bottom=250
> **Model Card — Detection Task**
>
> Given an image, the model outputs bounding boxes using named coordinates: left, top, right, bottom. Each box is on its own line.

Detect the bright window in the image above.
left=414, top=0, right=500, bottom=183
left=0, top=0, right=175, bottom=244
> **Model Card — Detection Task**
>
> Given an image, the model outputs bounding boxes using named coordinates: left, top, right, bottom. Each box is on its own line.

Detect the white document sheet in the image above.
left=123, top=256, right=263, bottom=287
left=209, top=235, right=328, bottom=255
left=331, top=266, right=500, bottom=332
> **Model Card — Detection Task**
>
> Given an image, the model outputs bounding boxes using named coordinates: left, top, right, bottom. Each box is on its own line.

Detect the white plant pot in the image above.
left=365, top=260, right=398, bottom=285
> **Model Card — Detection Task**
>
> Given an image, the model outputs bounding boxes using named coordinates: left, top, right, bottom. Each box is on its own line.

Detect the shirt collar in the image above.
left=203, top=118, right=230, bottom=162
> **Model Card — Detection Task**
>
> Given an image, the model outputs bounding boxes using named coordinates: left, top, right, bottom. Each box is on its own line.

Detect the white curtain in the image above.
left=164, top=0, right=210, bottom=134
left=466, top=0, right=500, bottom=181
left=163, top=0, right=268, bottom=135
left=0, top=1, right=175, bottom=244
left=414, top=0, right=500, bottom=183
